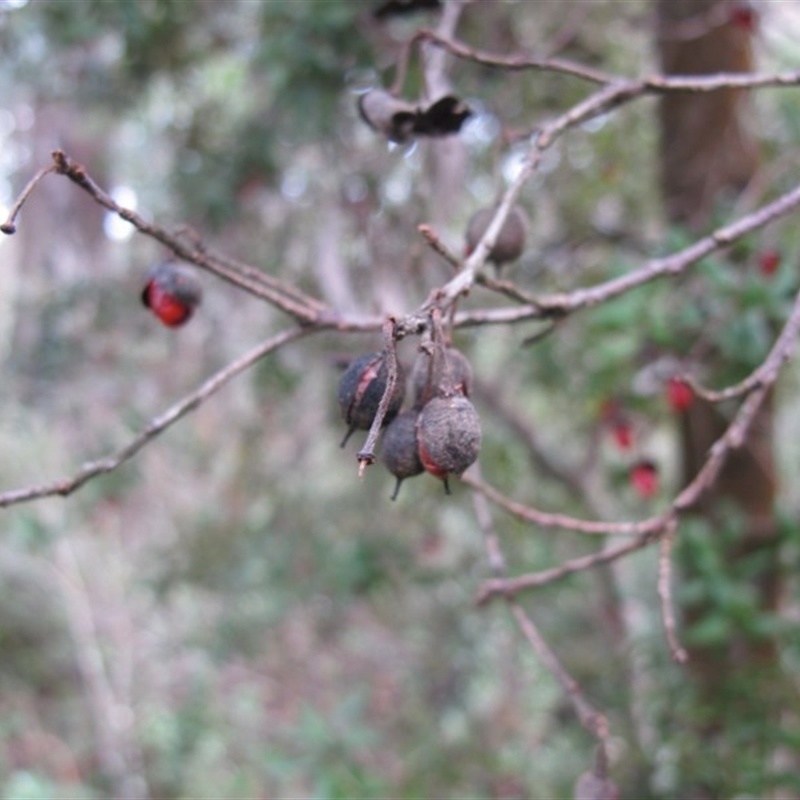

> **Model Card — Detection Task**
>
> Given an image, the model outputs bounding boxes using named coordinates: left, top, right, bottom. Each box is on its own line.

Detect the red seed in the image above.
left=758, top=249, right=780, bottom=277
left=730, top=3, right=758, bottom=32
left=143, top=281, right=194, bottom=327
left=141, top=262, right=202, bottom=328
left=630, top=460, right=658, bottom=498
left=666, top=377, right=694, bottom=413
left=612, top=422, right=634, bottom=451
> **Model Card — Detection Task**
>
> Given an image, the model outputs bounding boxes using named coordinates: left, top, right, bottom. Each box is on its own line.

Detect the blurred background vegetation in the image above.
left=1, top=0, right=800, bottom=798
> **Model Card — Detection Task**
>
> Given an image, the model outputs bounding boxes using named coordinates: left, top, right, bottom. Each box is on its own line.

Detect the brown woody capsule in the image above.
left=337, top=351, right=405, bottom=447
left=464, top=205, right=528, bottom=267
left=411, top=346, right=473, bottom=407
left=417, top=395, right=481, bottom=493
left=381, top=409, right=424, bottom=500
left=412, top=95, right=472, bottom=138
left=357, top=89, right=418, bottom=144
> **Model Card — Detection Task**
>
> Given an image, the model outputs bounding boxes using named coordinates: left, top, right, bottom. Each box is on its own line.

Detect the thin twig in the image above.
left=689, top=282, right=800, bottom=403
left=414, top=29, right=616, bottom=85
left=470, top=467, right=506, bottom=575
left=54, top=539, right=150, bottom=799
left=520, top=320, right=560, bottom=347
left=470, top=473, right=609, bottom=742
left=417, top=29, right=800, bottom=92
left=417, top=223, right=462, bottom=271
left=657, top=521, right=688, bottom=664
left=1, top=163, right=58, bottom=234
left=473, top=301, right=789, bottom=602
left=476, top=533, right=657, bottom=606
left=475, top=273, right=546, bottom=308
left=202, top=246, right=330, bottom=314
left=357, top=317, right=400, bottom=475
left=434, top=178, right=800, bottom=331
left=0, top=327, right=309, bottom=508
left=509, top=600, right=609, bottom=738
left=44, top=151, right=324, bottom=324
left=462, top=473, right=671, bottom=537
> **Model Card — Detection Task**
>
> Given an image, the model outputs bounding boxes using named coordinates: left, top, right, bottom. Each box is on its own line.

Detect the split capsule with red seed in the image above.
left=141, top=262, right=203, bottom=328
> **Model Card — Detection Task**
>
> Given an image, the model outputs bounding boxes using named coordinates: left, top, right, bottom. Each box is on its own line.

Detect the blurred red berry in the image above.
left=630, top=461, right=658, bottom=498
left=666, top=377, right=694, bottom=413
left=758, top=249, right=780, bottom=277
left=600, top=398, right=634, bottom=450
left=141, top=262, right=202, bottom=328
left=730, top=3, right=758, bottom=32
left=612, top=422, right=634, bottom=451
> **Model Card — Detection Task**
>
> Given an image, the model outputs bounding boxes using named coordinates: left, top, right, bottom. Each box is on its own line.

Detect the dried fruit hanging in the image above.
left=417, top=395, right=481, bottom=494
left=337, top=351, right=405, bottom=447
left=464, top=205, right=528, bottom=270
left=381, top=409, right=424, bottom=500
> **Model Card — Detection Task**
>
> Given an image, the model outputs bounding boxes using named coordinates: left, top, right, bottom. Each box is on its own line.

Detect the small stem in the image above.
left=658, top=522, right=689, bottom=664
left=357, top=317, right=400, bottom=474
left=1, top=164, right=58, bottom=234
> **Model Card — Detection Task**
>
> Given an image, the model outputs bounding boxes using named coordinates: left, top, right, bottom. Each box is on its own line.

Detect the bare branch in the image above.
left=42, top=151, right=327, bottom=324
left=472, top=302, right=788, bottom=603
left=54, top=539, right=150, bottom=799
left=435, top=178, right=800, bottom=331
left=1, top=163, right=58, bottom=234
left=357, top=317, right=401, bottom=475
left=470, top=467, right=507, bottom=575
left=476, top=532, right=657, bottom=606
left=462, top=473, right=672, bottom=537
left=417, top=29, right=800, bottom=92
left=470, top=469, right=609, bottom=742
left=690, top=282, right=800, bottom=403
left=657, top=522, right=688, bottom=664
left=475, top=273, right=547, bottom=308
left=0, top=327, right=310, bottom=509
left=414, top=29, right=616, bottom=85
left=417, top=223, right=462, bottom=271
left=509, top=600, right=609, bottom=739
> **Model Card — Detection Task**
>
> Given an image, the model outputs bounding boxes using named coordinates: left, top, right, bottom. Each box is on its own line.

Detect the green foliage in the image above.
left=2, top=772, right=95, bottom=800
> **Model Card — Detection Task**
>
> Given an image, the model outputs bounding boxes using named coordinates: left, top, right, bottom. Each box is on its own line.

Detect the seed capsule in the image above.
left=142, top=262, right=202, bottom=327
left=337, top=351, right=405, bottom=447
left=381, top=410, right=424, bottom=500
left=417, top=395, right=481, bottom=493
left=357, top=89, right=418, bottom=144
left=413, top=95, right=472, bottom=138
left=358, top=90, right=472, bottom=144
left=411, top=346, right=473, bottom=407
left=464, top=205, right=528, bottom=268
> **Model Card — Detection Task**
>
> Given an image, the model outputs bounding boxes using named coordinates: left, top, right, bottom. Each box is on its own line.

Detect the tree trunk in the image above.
left=656, top=1, right=787, bottom=796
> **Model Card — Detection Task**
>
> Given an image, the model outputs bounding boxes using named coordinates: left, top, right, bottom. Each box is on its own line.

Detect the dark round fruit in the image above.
left=465, top=205, right=527, bottom=266
left=381, top=409, right=424, bottom=500
left=417, top=396, right=481, bottom=489
left=357, top=89, right=418, bottom=144
left=142, top=262, right=203, bottom=327
left=411, top=346, right=473, bottom=407
left=337, top=351, right=406, bottom=446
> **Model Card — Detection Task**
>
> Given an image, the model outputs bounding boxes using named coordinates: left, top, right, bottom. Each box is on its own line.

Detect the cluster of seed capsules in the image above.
left=337, top=345, right=481, bottom=500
